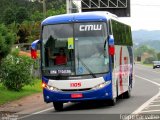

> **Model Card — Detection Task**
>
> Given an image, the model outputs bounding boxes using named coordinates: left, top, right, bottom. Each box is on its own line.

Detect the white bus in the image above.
left=31, top=11, right=134, bottom=111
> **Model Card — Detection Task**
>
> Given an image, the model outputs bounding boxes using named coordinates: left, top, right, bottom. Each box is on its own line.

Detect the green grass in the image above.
left=142, top=63, right=153, bottom=67
left=0, top=79, right=42, bottom=105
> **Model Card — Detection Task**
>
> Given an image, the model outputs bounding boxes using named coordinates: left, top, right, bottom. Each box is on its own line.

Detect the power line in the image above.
left=132, top=4, right=160, bottom=7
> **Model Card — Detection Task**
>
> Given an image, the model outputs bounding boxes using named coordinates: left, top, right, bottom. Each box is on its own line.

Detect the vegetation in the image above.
left=157, top=52, right=160, bottom=60
left=0, top=0, right=66, bottom=44
left=134, top=45, right=157, bottom=57
left=134, top=45, right=158, bottom=64
left=139, top=40, right=160, bottom=52
left=143, top=57, right=155, bottom=64
left=0, top=0, right=66, bottom=104
left=0, top=49, right=35, bottom=91
left=0, top=24, right=15, bottom=62
left=0, top=79, right=41, bottom=105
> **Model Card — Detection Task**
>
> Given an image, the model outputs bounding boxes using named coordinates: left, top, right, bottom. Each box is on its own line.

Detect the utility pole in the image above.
left=66, top=0, right=72, bottom=13
left=43, top=0, right=46, bottom=18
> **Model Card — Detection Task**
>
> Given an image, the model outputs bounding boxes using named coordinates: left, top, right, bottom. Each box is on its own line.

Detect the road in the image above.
left=19, top=64, right=160, bottom=120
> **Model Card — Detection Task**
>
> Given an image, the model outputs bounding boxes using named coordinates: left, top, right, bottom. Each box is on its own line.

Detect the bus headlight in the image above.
left=92, top=81, right=111, bottom=90
left=46, top=85, right=61, bottom=91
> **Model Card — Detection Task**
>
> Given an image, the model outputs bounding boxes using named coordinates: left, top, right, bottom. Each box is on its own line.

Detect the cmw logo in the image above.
left=79, top=24, right=102, bottom=31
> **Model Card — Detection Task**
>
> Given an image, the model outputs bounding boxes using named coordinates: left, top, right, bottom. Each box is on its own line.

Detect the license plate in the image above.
left=71, top=93, right=83, bottom=98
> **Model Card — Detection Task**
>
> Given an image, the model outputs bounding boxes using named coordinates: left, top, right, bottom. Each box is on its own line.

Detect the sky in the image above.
left=120, top=0, right=160, bottom=31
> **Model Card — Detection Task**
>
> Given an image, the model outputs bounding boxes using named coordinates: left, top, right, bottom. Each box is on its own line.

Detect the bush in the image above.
left=143, top=57, right=155, bottom=64
left=0, top=50, right=34, bottom=91
left=0, top=24, right=15, bottom=62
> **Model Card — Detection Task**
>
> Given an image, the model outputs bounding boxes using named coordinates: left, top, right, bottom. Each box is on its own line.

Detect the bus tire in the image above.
left=109, top=81, right=118, bottom=106
left=53, top=102, right=63, bottom=111
left=111, top=97, right=116, bottom=106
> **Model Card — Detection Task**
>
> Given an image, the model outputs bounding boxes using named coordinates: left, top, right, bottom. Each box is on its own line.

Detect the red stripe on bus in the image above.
left=119, top=47, right=123, bottom=93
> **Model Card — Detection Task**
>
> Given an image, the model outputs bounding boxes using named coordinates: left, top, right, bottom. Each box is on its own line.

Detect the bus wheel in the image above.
left=109, top=97, right=116, bottom=106
left=53, top=102, right=63, bottom=111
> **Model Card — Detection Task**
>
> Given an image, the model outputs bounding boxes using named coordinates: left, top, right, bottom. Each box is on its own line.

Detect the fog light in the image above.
left=46, top=96, right=49, bottom=99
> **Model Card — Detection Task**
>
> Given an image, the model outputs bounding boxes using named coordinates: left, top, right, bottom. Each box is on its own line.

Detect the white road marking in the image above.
left=18, top=107, right=53, bottom=120
left=149, top=105, right=160, bottom=107
left=132, top=75, right=160, bottom=114
left=135, top=75, right=160, bottom=87
left=136, top=64, right=160, bottom=74
left=140, top=110, right=160, bottom=113
left=18, top=103, right=68, bottom=120
left=151, top=101, right=160, bottom=103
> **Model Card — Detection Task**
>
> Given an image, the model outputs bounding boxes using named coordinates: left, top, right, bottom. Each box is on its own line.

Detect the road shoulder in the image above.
left=0, top=93, right=52, bottom=114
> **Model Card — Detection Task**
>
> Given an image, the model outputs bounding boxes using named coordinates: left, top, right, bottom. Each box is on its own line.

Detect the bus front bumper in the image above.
left=43, top=84, right=112, bottom=103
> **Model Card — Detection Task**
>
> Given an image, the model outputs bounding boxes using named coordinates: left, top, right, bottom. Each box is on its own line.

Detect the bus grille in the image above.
left=61, top=88, right=92, bottom=92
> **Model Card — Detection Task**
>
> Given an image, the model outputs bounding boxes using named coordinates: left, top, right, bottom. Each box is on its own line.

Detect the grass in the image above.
left=0, top=79, right=42, bottom=105
left=143, top=64, right=152, bottom=66
left=142, top=63, right=153, bottom=67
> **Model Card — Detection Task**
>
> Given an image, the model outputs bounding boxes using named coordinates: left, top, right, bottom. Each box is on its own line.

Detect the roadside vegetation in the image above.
left=0, top=49, right=35, bottom=91
left=134, top=45, right=160, bottom=64
left=0, top=79, right=41, bottom=105
left=0, top=0, right=66, bottom=105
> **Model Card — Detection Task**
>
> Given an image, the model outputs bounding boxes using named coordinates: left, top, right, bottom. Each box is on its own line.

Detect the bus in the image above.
left=31, top=11, right=134, bottom=111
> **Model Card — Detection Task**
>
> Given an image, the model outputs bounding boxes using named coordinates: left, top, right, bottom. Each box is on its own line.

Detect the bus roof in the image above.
left=42, top=11, right=117, bottom=26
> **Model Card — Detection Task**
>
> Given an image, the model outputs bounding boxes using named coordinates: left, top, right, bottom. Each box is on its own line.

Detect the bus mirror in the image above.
left=108, top=35, right=115, bottom=56
left=31, top=48, right=37, bottom=59
left=31, top=40, right=40, bottom=59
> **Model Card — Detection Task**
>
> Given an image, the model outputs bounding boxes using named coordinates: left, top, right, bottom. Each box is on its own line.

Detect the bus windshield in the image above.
left=42, top=22, right=109, bottom=76
left=74, top=22, right=109, bottom=75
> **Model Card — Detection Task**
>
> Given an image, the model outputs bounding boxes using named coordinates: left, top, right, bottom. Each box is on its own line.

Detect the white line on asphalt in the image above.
left=151, top=101, right=160, bottom=103
left=18, top=103, right=68, bottom=120
left=18, top=107, right=53, bottom=120
left=148, top=104, right=160, bottom=107
left=140, top=110, right=160, bottom=113
left=136, top=65, right=160, bottom=74
left=132, top=75, right=160, bottom=114
left=135, top=75, right=160, bottom=86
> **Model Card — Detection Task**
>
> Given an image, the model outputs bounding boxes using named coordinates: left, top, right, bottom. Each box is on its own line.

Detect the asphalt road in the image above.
left=19, top=64, right=160, bottom=120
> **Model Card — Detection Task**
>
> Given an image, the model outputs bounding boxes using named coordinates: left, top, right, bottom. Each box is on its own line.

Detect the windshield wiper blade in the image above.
left=78, top=58, right=96, bottom=78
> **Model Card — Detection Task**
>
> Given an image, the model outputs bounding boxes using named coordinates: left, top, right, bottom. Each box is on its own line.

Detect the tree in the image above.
left=157, top=52, right=160, bottom=61
left=16, top=21, right=41, bottom=43
left=0, top=24, right=15, bottom=62
left=134, top=45, right=157, bottom=61
left=143, top=57, right=155, bottom=64
left=134, top=45, right=156, bottom=57
left=16, top=23, right=29, bottom=43
left=134, top=45, right=149, bottom=57
left=31, top=11, right=43, bottom=21
left=15, top=7, right=29, bottom=24
left=3, top=8, right=15, bottom=25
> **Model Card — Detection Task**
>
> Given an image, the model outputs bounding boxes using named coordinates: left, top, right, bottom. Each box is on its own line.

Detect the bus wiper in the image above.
left=76, top=41, right=96, bottom=78
left=78, top=57, right=96, bottom=78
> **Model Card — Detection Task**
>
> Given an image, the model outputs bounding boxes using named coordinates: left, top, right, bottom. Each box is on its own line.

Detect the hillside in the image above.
left=132, top=30, right=160, bottom=44
left=139, top=40, right=160, bottom=52
left=132, top=30, right=160, bottom=52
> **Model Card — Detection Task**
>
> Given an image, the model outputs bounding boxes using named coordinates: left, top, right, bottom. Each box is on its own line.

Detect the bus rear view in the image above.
left=31, top=12, right=134, bottom=111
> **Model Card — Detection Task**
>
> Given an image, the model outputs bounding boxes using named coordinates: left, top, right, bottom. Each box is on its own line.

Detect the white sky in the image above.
left=120, top=0, right=160, bottom=31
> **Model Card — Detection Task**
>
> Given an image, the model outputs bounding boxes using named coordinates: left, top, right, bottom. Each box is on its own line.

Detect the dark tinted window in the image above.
left=111, top=20, right=132, bottom=46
